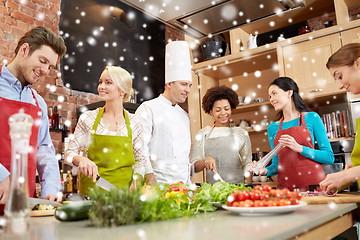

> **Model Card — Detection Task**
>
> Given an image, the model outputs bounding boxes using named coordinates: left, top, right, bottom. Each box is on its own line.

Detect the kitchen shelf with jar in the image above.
left=188, top=19, right=360, bottom=154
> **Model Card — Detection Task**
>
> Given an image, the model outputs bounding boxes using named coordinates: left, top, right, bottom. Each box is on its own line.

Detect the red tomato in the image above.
left=278, top=199, right=291, bottom=206
left=267, top=200, right=277, bottom=207
left=253, top=200, right=265, bottom=207
left=243, top=200, right=254, bottom=207
left=171, top=186, right=180, bottom=191
left=232, top=201, right=241, bottom=207
left=260, top=192, right=270, bottom=200
left=281, top=188, right=290, bottom=195
left=233, top=189, right=241, bottom=195
left=253, top=185, right=263, bottom=192
left=263, top=185, right=272, bottom=192
left=227, top=193, right=237, bottom=205
left=290, top=199, right=300, bottom=205
left=237, top=191, right=250, bottom=201
left=249, top=192, right=260, bottom=201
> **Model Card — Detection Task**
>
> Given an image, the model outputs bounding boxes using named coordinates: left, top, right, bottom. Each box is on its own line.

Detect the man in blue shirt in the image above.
left=0, top=26, right=67, bottom=205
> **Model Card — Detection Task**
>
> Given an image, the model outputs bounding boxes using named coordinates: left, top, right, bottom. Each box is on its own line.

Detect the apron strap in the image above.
left=278, top=113, right=304, bottom=130
left=29, top=88, right=40, bottom=107
left=123, top=109, right=132, bottom=139
left=92, top=106, right=132, bottom=139
left=92, top=106, right=105, bottom=131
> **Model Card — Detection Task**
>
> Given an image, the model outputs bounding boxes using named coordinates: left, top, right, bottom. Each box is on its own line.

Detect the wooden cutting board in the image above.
left=301, top=194, right=360, bottom=204
left=30, top=209, right=55, bottom=217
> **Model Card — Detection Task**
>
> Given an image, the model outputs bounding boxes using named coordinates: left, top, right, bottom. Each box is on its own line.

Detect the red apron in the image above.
left=274, top=114, right=325, bottom=191
left=0, top=66, right=41, bottom=214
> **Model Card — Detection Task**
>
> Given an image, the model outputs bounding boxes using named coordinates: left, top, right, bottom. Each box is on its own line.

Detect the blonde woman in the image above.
left=65, top=66, right=145, bottom=195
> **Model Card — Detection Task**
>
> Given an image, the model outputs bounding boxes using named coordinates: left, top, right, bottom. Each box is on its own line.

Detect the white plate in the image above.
left=209, top=202, right=222, bottom=208
left=222, top=201, right=307, bottom=216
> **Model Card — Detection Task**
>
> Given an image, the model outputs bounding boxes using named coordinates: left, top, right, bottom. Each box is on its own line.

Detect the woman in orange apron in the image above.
left=320, top=43, right=360, bottom=192
left=257, top=77, right=334, bottom=191
left=65, top=66, right=146, bottom=196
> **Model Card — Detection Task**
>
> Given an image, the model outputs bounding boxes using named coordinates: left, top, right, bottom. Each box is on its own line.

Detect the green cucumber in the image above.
left=55, top=201, right=93, bottom=221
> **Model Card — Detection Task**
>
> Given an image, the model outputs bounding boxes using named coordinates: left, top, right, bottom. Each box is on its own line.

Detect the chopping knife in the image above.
left=28, top=197, right=62, bottom=208
left=212, top=170, right=225, bottom=182
left=96, top=175, right=116, bottom=191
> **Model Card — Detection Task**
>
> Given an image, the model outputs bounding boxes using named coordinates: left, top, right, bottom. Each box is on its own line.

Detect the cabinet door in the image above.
left=281, top=34, right=343, bottom=99
left=341, top=27, right=360, bottom=101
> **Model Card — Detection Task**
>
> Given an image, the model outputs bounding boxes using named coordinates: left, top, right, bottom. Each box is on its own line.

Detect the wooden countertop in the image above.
left=1, top=203, right=357, bottom=240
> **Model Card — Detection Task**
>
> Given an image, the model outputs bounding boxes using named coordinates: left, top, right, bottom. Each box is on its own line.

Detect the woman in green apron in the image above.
left=191, top=86, right=252, bottom=184
left=65, top=66, right=145, bottom=196
left=320, top=43, right=360, bottom=192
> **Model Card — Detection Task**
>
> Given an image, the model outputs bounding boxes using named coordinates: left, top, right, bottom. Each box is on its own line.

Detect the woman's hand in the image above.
left=249, top=161, right=268, bottom=175
left=130, top=174, right=143, bottom=192
left=204, top=156, right=217, bottom=172
left=319, top=171, right=349, bottom=193
left=278, top=134, right=303, bottom=153
left=73, top=156, right=98, bottom=182
left=345, top=163, right=352, bottom=170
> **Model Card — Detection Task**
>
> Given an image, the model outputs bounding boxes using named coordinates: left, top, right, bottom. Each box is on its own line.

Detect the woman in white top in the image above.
left=191, top=86, right=252, bottom=184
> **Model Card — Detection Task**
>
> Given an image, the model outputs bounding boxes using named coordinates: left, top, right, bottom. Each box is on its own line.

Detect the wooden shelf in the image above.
left=193, top=44, right=278, bottom=79
left=328, top=137, right=354, bottom=142
left=233, top=101, right=272, bottom=113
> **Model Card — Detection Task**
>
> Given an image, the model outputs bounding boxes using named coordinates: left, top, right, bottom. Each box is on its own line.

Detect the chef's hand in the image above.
left=278, top=134, right=303, bottom=153
left=249, top=161, right=268, bottom=175
left=43, top=193, right=62, bottom=202
left=0, top=176, right=10, bottom=204
left=319, top=171, right=349, bottom=193
left=204, top=156, right=217, bottom=172
left=73, top=156, right=98, bottom=182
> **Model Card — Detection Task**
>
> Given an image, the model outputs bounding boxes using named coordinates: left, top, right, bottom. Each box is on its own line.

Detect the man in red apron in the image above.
left=0, top=27, right=67, bottom=213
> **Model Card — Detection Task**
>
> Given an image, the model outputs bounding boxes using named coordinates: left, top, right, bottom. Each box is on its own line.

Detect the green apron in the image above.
left=79, top=106, right=135, bottom=196
left=351, top=118, right=360, bottom=187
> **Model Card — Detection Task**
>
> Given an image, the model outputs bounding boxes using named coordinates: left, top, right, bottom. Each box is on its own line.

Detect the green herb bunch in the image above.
left=88, top=184, right=215, bottom=227
left=193, top=182, right=250, bottom=204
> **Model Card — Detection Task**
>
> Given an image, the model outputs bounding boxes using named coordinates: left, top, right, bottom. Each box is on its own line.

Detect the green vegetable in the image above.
left=88, top=184, right=215, bottom=227
left=55, top=201, right=93, bottom=221
left=194, top=182, right=250, bottom=204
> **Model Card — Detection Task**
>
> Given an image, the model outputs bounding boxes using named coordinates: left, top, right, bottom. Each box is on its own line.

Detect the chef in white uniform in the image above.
left=135, top=41, right=192, bottom=185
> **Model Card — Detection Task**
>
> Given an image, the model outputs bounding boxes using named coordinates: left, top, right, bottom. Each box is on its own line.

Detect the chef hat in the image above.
left=165, top=41, right=192, bottom=84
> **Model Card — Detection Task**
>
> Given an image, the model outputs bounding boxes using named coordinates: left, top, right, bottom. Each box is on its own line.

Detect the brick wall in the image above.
left=0, top=0, right=183, bottom=155
left=0, top=0, right=100, bottom=155
left=165, top=24, right=185, bottom=42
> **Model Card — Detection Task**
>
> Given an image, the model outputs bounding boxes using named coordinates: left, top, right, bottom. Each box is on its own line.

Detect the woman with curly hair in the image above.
left=191, top=85, right=252, bottom=184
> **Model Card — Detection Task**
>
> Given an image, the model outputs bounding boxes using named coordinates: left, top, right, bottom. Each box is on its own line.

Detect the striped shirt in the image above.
left=65, top=108, right=146, bottom=176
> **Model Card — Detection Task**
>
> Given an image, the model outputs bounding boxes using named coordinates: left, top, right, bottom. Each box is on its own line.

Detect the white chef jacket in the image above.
left=135, top=94, right=192, bottom=185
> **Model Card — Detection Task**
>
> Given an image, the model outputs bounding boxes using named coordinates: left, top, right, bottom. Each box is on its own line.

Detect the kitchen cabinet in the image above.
left=191, top=45, right=280, bottom=153
left=279, top=33, right=343, bottom=99
left=188, top=20, right=360, bottom=156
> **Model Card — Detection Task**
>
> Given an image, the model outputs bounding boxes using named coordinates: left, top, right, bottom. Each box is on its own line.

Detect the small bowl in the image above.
left=252, top=176, right=260, bottom=182
left=260, top=176, right=268, bottom=182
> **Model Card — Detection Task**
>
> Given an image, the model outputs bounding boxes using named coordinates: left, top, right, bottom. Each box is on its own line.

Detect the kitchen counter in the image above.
left=1, top=203, right=358, bottom=240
